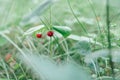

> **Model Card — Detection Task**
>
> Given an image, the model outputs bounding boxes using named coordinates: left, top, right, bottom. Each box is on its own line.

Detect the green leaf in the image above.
left=24, top=25, right=45, bottom=35
left=13, top=63, right=20, bottom=70
left=18, top=74, right=25, bottom=80
left=68, top=34, right=102, bottom=46
left=53, top=26, right=72, bottom=37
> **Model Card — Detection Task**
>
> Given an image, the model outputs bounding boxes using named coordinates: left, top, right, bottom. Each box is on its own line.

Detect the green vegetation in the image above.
left=0, top=0, right=120, bottom=80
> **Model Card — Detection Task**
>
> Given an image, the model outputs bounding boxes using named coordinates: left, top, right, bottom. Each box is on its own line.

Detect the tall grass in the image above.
left=0, top=0, right=120, bottom=80
left=106, top=0, right=115, bottom=79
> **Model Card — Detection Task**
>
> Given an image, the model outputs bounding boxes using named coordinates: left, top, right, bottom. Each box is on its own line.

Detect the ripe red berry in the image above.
left=47, top=31, right=54, bottom=37
left=36, top=33, right=42, bottom=38
left=5, top=54, right=12, bottom=62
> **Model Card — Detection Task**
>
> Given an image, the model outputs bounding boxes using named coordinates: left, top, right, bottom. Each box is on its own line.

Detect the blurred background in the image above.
left=0, top=0, right=120, bottom=80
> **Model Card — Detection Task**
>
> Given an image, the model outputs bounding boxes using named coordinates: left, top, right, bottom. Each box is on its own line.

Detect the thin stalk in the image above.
left=67, top=0, right=88, bottom=34
left=88, top=0, right=102, bottom=33
left=7, top=65, right=18, bottom=80
left=49, top=5, right=52, bottom=28
left=1, top=59, right=10, bottom=80
left=106, top=0, right=115, bottom=80
left=39, top=18, right=50, bottom=30
left=106, top=0, right=111, bottom=49
left=49, top=37, right=53, bottom=56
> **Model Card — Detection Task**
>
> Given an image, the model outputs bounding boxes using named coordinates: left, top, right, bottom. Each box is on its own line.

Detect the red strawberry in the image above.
left=36, top=33, right=42, bottom=38
left=47, top=31, right=54, bottom=37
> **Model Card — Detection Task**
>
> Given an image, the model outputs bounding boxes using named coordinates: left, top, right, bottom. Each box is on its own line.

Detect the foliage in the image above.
left=0, top=0, right=120, bottom=80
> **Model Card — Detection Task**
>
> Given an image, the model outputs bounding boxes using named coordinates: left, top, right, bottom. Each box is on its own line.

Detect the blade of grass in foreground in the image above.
left=18, top=54, right=93, bottom=80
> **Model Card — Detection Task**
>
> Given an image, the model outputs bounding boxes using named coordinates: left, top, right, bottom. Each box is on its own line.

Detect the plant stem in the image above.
left=88, top=0, right=102, bottom=33
left=106, top=0, right=111, bottom=49
left=67, top=0, right=88, bottom=34
left=106, top=0, right=115, bottom=80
